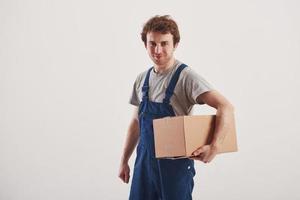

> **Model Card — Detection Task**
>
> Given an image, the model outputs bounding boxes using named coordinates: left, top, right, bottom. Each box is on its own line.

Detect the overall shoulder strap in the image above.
left=141, top=67, right=153, bottom=101
left=163, top=64, right=187, bottom=104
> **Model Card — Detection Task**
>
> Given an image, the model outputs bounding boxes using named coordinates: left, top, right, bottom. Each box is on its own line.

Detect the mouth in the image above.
left=154, top=55, right=162, bottom=60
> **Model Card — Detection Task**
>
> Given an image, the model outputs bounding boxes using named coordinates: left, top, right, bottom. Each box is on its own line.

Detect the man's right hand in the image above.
left=118, top=162, right=130, bottom=184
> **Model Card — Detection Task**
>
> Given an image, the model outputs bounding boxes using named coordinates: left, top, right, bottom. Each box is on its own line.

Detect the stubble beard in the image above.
left=152, top=55, right=173, bottom=68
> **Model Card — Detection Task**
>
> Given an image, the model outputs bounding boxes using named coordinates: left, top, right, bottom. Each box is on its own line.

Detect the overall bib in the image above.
left=129, top=64, right=196, bottom=200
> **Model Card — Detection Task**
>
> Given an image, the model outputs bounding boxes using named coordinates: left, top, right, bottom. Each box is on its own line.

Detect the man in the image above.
left=118, top=15, right=235, bottom=200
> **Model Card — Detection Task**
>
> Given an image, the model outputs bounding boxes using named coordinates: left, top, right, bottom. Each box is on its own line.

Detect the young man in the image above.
left=118, top=15, right=235, bottom=200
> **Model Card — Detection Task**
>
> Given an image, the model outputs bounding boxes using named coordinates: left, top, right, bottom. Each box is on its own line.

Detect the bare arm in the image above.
left=121, top=106, right=140, bottom=163
left=119, top=107, right=140, bottom=183
left=192, top=90, right=235, bottom=163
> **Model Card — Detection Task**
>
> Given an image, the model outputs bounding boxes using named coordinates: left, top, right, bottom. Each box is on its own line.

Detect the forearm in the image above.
left=121, top=119, right=140, bottom=164
left=211, top=103, right=235, bottom=148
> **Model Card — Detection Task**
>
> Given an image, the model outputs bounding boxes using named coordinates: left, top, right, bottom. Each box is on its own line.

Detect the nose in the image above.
left=154, top=45, right=162, bottom=54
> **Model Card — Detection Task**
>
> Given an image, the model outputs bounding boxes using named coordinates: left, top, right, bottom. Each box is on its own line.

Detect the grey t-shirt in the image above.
left=129, top=60, right=214, bottom=116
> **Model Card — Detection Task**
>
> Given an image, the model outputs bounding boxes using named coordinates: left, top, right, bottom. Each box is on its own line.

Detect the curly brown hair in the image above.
left=141, top=15, right=180, bottom=47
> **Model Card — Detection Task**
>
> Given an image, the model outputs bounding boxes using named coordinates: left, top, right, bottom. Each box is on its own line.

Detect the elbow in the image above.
left=132, top=117, right=139, bottom=127
left=227, top=102, right=235, bottom=113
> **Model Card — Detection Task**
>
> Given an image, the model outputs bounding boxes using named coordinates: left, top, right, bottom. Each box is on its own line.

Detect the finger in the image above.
left=203, top=151, right=217, bottom=163
left=206, top=152, right=217, bottom=163
left=124, top=172, right=130, bottom=183
left=192, top=148, right=205, bottom=156
left=193, top=145, right=209, bottom=156
left=202, top=153, right=211, bottom=163
left=119, top=173, right=125, bottom=182
left=198, top=153, right=204, bottom=160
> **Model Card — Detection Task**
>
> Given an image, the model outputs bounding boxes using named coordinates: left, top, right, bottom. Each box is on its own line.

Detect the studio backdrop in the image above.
left=0, top=0, right=299, bottom=199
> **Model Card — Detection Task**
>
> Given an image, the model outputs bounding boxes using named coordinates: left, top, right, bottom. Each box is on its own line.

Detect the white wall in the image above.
left=1, top=0, right=299, bottom=199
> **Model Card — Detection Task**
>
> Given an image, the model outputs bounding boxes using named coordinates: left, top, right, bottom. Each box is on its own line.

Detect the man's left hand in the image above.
left=190, top=144, right=219, bottom=163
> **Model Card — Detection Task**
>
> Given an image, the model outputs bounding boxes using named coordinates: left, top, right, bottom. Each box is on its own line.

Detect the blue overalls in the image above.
left=129, top=64, right=196, bottom=200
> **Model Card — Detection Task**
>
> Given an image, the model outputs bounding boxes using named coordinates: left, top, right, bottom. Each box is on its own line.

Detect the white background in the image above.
left=1, top=0, right=299, bottom=199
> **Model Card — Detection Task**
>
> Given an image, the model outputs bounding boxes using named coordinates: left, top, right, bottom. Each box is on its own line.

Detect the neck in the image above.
left=154, top=58, right=176, bottom=74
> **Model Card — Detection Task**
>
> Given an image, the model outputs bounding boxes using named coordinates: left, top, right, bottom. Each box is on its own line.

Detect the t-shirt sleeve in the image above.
left=184, top=68, right=214, bottom=105
left=129, top=73, right=142, bottom=106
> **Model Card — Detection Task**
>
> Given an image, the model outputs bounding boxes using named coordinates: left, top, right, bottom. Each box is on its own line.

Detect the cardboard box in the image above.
left=153, top=115, right=238, bottom=158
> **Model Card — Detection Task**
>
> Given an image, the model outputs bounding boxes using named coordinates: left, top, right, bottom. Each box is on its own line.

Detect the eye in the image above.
left=161, top=41, right=168, bottom=47
left=149, top=42, right=156, bottom=47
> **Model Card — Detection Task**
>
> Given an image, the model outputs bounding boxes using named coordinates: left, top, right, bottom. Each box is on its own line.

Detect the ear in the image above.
left=174, top=42, right=178, bottom=50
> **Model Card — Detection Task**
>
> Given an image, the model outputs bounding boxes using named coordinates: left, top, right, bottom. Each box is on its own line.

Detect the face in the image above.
left=146, top=32, right=178, bottom=67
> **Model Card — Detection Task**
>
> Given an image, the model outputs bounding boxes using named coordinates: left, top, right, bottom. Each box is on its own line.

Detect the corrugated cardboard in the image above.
left=153, top=115, right=238, bottom=159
